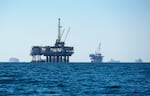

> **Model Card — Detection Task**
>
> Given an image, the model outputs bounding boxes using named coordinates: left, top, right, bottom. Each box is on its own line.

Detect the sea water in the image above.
left=0, top=62, right=150, bottom=96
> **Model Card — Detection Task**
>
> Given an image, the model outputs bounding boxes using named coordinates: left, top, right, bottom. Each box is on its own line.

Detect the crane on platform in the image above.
left=95, top=43, right=101, bottom=54
left=64, top=27, right=70, bottom=42
left=57, top=18, right=70, bottom=43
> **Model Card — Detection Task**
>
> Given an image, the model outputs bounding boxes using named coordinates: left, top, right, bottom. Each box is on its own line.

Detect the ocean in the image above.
left=0, top=62, right=150, bottom=96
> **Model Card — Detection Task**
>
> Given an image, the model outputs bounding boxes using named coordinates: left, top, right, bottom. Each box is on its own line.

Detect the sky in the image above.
left=0, top=0, right=150, bottom=62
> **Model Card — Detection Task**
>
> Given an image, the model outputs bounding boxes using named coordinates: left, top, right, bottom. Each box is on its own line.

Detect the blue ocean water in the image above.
left=0, top=63, right=150, bottom=96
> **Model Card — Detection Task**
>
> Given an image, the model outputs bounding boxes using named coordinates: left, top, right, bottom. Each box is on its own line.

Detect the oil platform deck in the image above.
left=30, top=18, right=74, bottom=63
left=89, top=43, right=103, bottom=63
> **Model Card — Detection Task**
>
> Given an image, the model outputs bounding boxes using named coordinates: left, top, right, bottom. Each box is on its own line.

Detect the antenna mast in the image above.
left=58, top=18, right=61, bottom=42
left=98, top=43, right=101, bottom=53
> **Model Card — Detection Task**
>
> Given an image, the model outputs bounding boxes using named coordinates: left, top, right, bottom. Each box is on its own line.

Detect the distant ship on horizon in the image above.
left=89, top=43, right=103, bottom=63
left=108, top=59, right=120, bottom=63
left=135, top=58, right=143, bottom=63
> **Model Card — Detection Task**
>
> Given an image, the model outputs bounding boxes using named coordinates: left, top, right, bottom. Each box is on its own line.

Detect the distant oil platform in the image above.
left=89, top=43, right=103, bottom=63
left=135, top=58, right=143, bottom=63
left=30, top=18, right=74, bottom=63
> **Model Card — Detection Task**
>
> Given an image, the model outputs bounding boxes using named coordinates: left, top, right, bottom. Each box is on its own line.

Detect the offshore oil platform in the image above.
left=89, top=43, right=103, bottom=63
left=30, top=18, right=74, bottom=63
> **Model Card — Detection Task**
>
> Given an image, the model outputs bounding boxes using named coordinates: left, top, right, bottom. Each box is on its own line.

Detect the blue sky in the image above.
left=0, top=0, right=150, bottom=62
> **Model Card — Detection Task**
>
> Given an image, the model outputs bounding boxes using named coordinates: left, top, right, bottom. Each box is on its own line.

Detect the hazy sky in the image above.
left=0, top=0, right=150, bottom=62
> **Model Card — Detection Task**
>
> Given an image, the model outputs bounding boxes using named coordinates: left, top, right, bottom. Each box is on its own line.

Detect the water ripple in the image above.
left=0, top=63, right=149, bottom=95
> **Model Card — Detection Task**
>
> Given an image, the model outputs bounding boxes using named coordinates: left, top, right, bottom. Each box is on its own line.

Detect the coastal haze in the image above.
left=0, top=0, right=150, bottom=62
